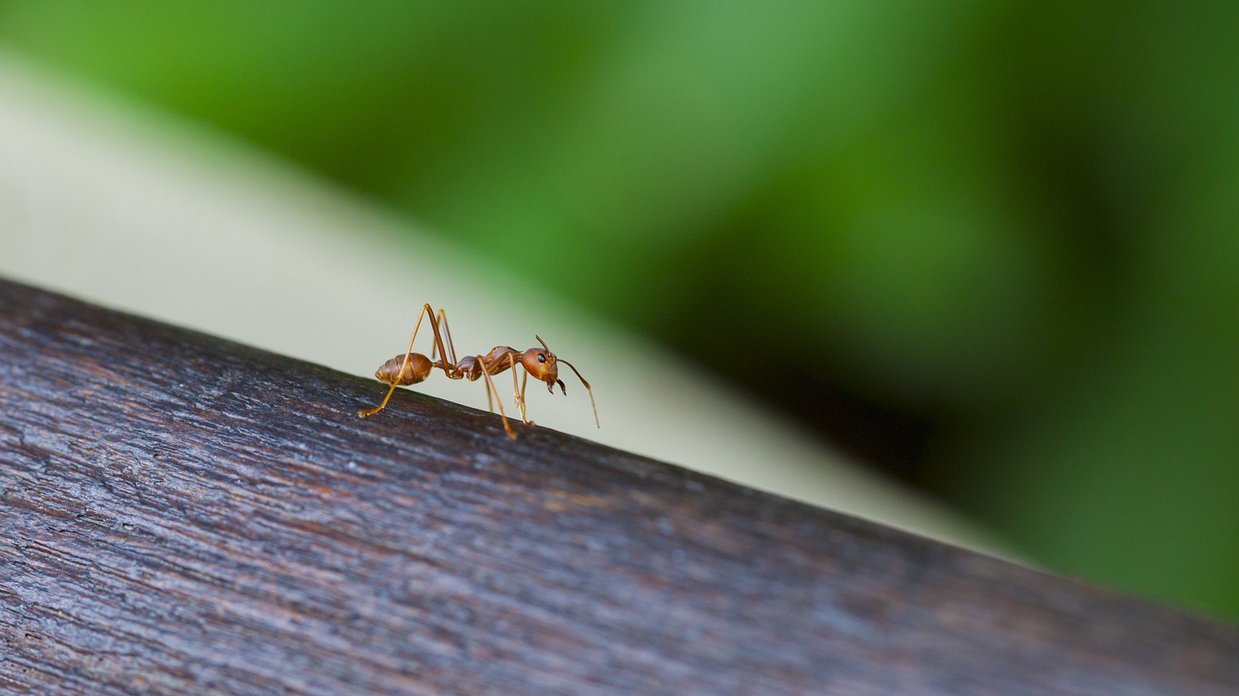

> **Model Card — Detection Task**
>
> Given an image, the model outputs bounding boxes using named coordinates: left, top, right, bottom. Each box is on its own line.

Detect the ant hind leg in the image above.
left=358, top=303, right=433, bottom=417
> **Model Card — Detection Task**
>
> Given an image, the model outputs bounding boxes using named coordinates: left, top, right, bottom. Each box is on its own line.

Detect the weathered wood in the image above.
left=0, top=277, right=1235, bottom=695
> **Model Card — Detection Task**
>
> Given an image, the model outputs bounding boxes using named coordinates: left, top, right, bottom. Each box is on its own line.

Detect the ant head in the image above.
left=521, top=335, right=562, bottom=392
left=521, top=335, right=599, bottom=428
left=514, top=335, right=599, bottom=427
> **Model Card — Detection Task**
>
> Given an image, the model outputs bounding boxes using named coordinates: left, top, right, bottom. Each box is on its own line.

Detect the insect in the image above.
left=358, top=304, right=598, bottom=438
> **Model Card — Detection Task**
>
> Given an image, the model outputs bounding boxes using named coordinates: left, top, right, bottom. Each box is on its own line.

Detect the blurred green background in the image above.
left=3, top=1, right=1236, bottom=619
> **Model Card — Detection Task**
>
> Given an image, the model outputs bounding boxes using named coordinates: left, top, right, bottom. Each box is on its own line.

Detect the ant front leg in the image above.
left=508, top=353, right=533, bottom=425
left=520, top=369, right=531, bottom=426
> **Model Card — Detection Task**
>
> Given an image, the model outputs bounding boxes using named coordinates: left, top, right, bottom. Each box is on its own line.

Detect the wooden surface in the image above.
left=0, top=277, right=1236, bottom=695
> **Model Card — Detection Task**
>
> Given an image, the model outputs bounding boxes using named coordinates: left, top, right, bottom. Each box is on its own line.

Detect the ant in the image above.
left=358, top=304, right=598, bottom=438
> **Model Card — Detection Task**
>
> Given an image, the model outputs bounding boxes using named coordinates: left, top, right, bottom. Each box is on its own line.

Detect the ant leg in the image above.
left=358, top=304, right=432, bottom=417
left=476, top=357, right=516, bottom=439
left=519, top=369, right=535, bottom=427
left=508, top=354, right=530, bottom=423
left=435, top=308, right=459, bottom=366
left=358, top=383, right=400, bottom=418
left=422, top=306, right=454, bottom=378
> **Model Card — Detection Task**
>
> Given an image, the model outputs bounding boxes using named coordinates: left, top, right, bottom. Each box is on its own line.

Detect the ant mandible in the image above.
left=358, top=304, right=599, bottom=439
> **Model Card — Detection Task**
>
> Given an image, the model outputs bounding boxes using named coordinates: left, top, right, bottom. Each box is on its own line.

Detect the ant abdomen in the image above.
left=375, top=353, right=432, bottom=386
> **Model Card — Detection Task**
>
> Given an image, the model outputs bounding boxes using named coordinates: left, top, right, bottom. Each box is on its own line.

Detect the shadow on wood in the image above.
left=0, top=277, right=1236, bottom=695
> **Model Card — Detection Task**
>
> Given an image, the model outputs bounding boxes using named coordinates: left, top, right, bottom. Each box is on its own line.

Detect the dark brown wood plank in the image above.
left=0, top=277, right=1235, bottom=695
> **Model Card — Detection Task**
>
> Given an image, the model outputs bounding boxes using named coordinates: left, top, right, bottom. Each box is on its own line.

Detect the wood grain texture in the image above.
left=0, top=278, right=1235, bottom=695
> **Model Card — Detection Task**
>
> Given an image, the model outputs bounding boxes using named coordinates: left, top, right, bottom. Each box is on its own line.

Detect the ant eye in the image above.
left=537, top=353, right=547, bottom=363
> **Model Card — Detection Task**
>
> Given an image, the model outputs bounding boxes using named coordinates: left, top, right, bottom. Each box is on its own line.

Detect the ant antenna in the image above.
left=559, top=358, right=599, bottom=429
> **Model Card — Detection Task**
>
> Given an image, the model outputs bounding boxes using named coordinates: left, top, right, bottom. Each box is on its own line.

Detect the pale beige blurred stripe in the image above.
left=0, top=52, right=999, bottom=552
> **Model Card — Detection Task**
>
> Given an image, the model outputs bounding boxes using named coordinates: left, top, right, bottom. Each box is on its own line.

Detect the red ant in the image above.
left=358, top=304, right=598, bottom=438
